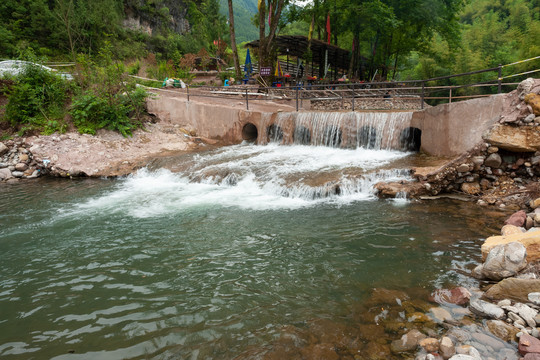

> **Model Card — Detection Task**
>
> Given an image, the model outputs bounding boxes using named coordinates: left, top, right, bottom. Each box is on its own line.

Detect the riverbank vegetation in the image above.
left=0, top=0, right=539, bottom=137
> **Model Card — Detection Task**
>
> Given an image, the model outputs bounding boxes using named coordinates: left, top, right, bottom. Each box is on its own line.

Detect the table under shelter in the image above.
left=245, top=35, right=351, bottom=83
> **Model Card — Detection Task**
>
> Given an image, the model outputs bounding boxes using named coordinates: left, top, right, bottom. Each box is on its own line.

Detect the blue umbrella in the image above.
left=244, top=48, right=252, bottom=77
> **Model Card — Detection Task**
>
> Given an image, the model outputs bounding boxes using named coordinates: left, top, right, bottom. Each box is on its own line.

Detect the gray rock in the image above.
left=472, top=156, right=485, bottom=167
left=480, top=242, right=528, bottom=280
left=11, top=171, right=24, bottom=178
left=529, top=293, right=540, bottom=306
left=8, top=165, right=15, bottom=171
left=448, top=356, right=477, bottom=360
left=485, top=153, right=503, bottom=168
left=532, top=328, right=540, bottom=338
left=471, top=332, right=505, bottom=350
left=470, top=300, right=505, bottom=319
left=0, top=168, right=12, bottom=180
left=503, top=305, right=520, bottom=313
left=0, top=162, right=7, bottom=168
left=508, top=311, right=526, bottom=327
left=457, top=164, right=470, bottom=173
left=515, top=302, right=538, bottom=328
left=498, top=299, right=512, bottom=307
left=0, top=143, right=8, bottom=156
left=525, top=114, right=536, bottom=123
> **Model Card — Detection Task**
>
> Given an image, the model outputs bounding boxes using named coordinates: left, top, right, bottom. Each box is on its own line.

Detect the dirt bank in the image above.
left=0, top=121, right=216, bottom=181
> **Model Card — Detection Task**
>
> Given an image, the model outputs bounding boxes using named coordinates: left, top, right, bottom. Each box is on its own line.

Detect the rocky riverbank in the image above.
left=0, top=121, right=215, bottom=181
left=376, top=78, right=540, bottom=210
left=380, top=207, right=540, bottom=360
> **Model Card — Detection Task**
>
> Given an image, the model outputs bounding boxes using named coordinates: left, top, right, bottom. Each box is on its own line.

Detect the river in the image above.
left=0, top=139, right=511, bottom=359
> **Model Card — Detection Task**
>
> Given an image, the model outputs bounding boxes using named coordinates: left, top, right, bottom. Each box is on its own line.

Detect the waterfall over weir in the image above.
left=145, top=112, right=419, bottom=207
left=262, top=111, right=421, bottom=151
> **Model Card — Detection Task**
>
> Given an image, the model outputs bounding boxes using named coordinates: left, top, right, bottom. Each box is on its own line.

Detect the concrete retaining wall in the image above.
left=411, top=94, right=507, bottom=156
left=148, top=91, right=508, bottom=157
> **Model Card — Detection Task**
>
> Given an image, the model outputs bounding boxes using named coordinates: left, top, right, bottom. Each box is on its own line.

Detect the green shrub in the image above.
left=3, top=62, right=70, bottom=134
left=70, top=86, right=147, bottom=137
left=70, top=43, right=149, bottom=137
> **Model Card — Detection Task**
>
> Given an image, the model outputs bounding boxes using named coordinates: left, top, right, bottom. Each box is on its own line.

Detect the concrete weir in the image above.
left=147, top=91, right=506, bottom=156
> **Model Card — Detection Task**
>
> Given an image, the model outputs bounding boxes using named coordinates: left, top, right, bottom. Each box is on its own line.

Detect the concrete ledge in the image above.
left=412, top=95, right=506, bottom=156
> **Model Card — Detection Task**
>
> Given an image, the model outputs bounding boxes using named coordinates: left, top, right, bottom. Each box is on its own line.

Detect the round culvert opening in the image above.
left=242, top=123, right=258, bottom=142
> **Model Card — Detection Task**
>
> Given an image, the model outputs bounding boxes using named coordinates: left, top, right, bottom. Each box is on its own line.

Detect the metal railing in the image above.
left=143, top=56, right=540, bottom=112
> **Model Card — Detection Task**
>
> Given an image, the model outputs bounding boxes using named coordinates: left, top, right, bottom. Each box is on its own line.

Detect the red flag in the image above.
left=326, top=12, right=331, bottom=44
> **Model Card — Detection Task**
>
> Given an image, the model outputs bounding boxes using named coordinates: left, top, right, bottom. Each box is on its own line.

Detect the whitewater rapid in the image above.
left=69, top=143, right=413, bottom=217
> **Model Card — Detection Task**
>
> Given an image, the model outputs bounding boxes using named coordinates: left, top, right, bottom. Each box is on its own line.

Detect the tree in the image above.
left=228, top=0, right=242, bottom=78
left=257, top=0, right=287, bottom=67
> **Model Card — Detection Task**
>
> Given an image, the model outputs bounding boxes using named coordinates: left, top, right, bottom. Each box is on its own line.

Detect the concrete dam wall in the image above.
left=147, top=92, right=507, bottom=156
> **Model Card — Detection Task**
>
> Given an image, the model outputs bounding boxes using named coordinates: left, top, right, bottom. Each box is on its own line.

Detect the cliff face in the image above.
left=123, top=0, right=193, bottom=35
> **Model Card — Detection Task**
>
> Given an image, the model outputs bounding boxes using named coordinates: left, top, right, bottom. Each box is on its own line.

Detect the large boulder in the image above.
left=475, top=242, right=527, bottom=280
left=483, top=124, right=540, bottom=152
left=481, top=231, right=540, bottom=262
left=484, top=278, right=540, bottom=302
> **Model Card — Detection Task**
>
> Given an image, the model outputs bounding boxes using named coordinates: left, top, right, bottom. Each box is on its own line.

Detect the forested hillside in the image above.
left=219, top=0, right=259, bottom=43
left=403, top=0, right=540, bottom=81
left=0, top=0, right=227, bottom=60
left=0, top=0, right=537, bottom=80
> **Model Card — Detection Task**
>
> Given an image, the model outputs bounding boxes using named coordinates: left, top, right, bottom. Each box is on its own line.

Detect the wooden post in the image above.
left=449, top=87, right=452, bottom=104
left=246, top=88, right=249, bottom=110
left=187, top=85, right=190, bottom=102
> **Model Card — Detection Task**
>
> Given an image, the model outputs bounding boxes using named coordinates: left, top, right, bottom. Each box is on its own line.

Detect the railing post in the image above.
left=352, top=85, right=355, bottom=112
left=421, top=81, right=425, bottom=110
left=497, top=64, right=502, bottom=94
left=187, top=85, right=190, bottom=102
left=245, top=88, right=249, bottom=110
left=449, top=87, right=452, bottom=104
left=295, top=84, right=299, bottom=112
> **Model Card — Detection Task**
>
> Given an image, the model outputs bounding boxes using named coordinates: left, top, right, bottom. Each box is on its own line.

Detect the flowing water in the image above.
left=0, top=112, right=515, bottom=359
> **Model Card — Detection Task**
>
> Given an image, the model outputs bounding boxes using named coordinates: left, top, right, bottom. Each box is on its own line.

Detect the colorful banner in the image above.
left=326, top=12, right=331, bottom=44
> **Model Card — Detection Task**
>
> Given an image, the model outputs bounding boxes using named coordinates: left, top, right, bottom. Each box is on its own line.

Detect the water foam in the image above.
left=68, top=144, right=412, bottom=217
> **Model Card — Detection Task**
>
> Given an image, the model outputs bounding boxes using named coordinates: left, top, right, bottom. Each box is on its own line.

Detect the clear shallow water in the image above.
left=0, top=144, right=506, bottom=359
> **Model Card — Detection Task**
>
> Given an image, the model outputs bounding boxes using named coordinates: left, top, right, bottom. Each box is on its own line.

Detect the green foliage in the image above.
left=70, top=43, right=148, bottom=137
left=3, top=61, right=70, bottom=135
left=218, top=0, right=259, bottom=42
left=403, top=0, right=540, bottom=89
left=70, top=91, right=142, bottom=137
